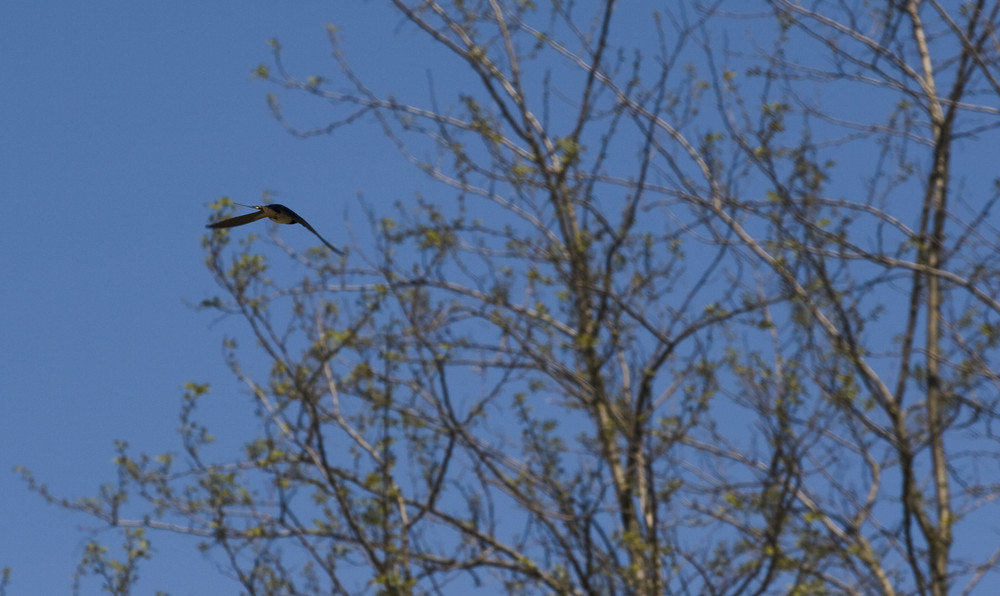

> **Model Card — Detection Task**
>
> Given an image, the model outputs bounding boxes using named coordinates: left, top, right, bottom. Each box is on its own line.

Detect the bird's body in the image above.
left=207, top=203, right=344, bottom=255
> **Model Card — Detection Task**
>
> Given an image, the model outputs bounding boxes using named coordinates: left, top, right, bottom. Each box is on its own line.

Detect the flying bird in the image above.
left=206, top=203, right=344, bottom=255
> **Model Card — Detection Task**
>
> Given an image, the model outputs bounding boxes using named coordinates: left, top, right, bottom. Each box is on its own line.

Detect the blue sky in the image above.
left=3, top=2, right=1000, bottom=595
left=0, top=2, right=418, bottom=593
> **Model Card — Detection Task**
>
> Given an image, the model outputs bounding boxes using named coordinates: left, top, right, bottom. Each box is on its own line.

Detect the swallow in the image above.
left=206, top=203, right=344, bottom=255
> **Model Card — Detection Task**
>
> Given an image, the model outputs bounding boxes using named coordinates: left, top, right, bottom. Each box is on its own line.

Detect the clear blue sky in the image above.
left=3, top=2, right=999, bottom=595
left=0, top=2, right=420, bottom=593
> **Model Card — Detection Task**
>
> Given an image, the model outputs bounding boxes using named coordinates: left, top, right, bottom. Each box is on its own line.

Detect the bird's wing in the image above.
left=290, top=213, right=345, bottom=255
left=206, top=210, right=266, bottom=229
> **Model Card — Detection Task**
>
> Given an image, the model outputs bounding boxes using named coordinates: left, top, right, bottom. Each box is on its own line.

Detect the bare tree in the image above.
left=22, top=1, right=1000, bottom=594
